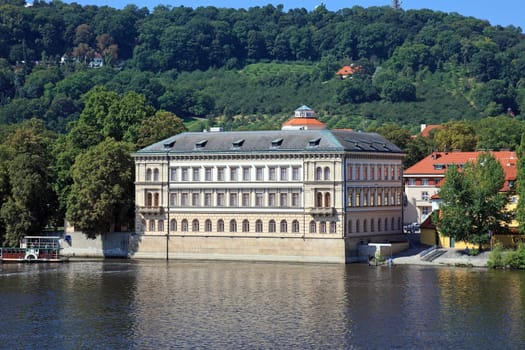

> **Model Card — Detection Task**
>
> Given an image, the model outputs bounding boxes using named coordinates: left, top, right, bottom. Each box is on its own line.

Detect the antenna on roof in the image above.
left=391, top=0, right=402, bottom=10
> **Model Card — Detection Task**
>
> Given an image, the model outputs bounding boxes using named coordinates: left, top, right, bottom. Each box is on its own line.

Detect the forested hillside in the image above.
left=1, top=1, right=525, bottom=132
left=2, top=0, right=525, bottom=243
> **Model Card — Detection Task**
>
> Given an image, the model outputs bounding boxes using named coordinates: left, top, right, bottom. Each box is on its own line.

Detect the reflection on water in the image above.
left=1, top=261, right=524, bottom=349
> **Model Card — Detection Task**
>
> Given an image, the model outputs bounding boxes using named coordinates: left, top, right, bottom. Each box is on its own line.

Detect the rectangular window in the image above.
left=170, top=168, right=177, bottom=181
left=269, top=167, right=276, bottom=181
left=205, top=167, right=212, bottom=181
left=377, top=165, right=382, bottom=180
left=280, top=167, right=288, bottom=181
left=347, top=189, right=353, bottom=207
left=422, top=178, right=429, bottom=186
left=243, top=167, right=251, bottom=181
left=256, top=167, right=264, bottom=181
left=347, top=165, right=353, bottom=180
left=408, top=178, right=416, bottom=186
left=169, top=193, right=177, bottom=207
left=280, top=193, right=288, bottom=207
left=292, top=167, right=300, bottom=181
left=230, top=167, right=238, bottom=181
left=217, top=167, right=225, bottom=181
left=422, top=191, right=429, bottom=201
left=356, top=165, right=361, bottom=180
left=384, top=165, right=388, bottom=180
left=356, top=191, right=361, bottom=207
left=217, top=193, right=225, bottom=206
left=370, top=165, right=376, bottom=180
left=192, top=193, right=199, bottom=206
left=181, top=193, right=188, bottom=206
left=181, top=168, right=189, bottom=181
left=230, top=193, right=238, bottom=206
left=422, top=206, right=431, bottom=216
left=192, top=167, right=200, bottom=181
left=255, top=193, right=263, bottom=207
left=363, top=165, right=368, bottom=181
left=268, top=193, right=276, bottom=206
left=292, top=193, right=299, bottom=207
left=363, top=189, right=368, bottom=207
left=204, top=193, right=212, bottom=207
left=242, top=193, right=250, bottom=207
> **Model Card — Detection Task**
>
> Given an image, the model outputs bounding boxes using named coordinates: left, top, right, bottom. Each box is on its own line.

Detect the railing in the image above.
left=138, top=206, right=165, bottom=214
left=309, top=207, right=336, bottom=216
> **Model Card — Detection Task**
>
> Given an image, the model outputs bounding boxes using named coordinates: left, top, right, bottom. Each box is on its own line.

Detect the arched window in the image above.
left=153, top=168, right=160, bottom=181
left=146, top=193, right=153, bottom=207
left=356, top=219, right=360, bottom=233
left=330, top=222, right=336, bottom=233
left=316, top=167, right=323, bottom=180
left=154, top=193, right=159, bottom=207
left=181, top=219, right=188, bottom=232
left=363, top=219, right=368, bottom=232
left=170, top=219, right=177, bottom=232
left=230, top=219, right=237, bottom=232
left=324, top=167, right=330, bottom=180
left=378, top=219, right=382, bottom=232
left=256, top=219, right=263, bottom=233
left=269, top=220, right=276, bottom=233
left=324, top=192, right=331, bottom=207
left=316, top=192, right=323, bottom=207
left=292, top=220, right=299, bottom=233
left=242, top=219, right=250, bottom=232
left=205, top=219, right=212, bottom=232
left=149, top=220, right=155, bottom=232
left=320, top=221, right=326, bottom=233
left=146, top=168, right=152, bottom=181
left=398, top=217, right=402, bottom=230
left=192, top=219, right=199, bottom=232
left=280, top=220, right=287, bottom=233
left=371, top=219, right=375, bottom=232
left=391, top=217, right=395, bottom=231
left=217, top=219, right=224, bottom=232
left=347, top=220, right=352, bottom=234
left=309, top=220, right=317, bottom=233
left=158, top=220, right=164, bottom=232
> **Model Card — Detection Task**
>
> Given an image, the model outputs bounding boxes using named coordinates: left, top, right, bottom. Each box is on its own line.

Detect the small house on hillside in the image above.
left=336, top=65, right=361, bottom=79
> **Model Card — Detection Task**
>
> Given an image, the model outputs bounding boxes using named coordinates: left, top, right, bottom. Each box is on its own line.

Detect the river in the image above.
left=1, top=260, right=524, bottom=349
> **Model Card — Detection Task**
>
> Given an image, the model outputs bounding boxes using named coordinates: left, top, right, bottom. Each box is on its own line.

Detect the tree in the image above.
left=136, top=110, right=186, bottom=149
left=66, top=138, right=135, bottom=238
left=437, top=153, right=509, bottom=250
left=0, top=121, right=57, bottom=245
left=371, top=123, right=411, bottom=149
left=433, top=121, right=478, bottom=152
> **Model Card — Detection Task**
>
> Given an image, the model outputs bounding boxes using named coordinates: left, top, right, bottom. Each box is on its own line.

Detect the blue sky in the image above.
left=64, top=0, right=525, bottom=30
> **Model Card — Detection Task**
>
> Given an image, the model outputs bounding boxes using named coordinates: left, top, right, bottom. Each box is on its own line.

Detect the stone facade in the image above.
left=132, top=126, right=405, bottom=263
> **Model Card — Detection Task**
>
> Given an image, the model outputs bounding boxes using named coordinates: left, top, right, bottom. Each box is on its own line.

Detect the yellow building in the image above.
left=131, top=106, right=406, bottom=262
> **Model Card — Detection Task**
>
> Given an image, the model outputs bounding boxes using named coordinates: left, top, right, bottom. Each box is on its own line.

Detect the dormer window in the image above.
left=271, top=138, right=283, bottom=148
left=195, top=140, right=207, bottom=149
left=309, top=138, right=321, bottom=147
left=232, top=139, right=245, bottom=149
left=433, top=164, right=445, bottom=170
left=164, top=140, right=176, bottom=149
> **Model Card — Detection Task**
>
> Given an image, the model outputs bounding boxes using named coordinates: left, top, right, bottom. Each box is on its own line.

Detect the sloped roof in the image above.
left=282, top=118, right=326, bottom=127
left=134, top=130, right=404, bottom=155
left=336, top=65, right=360, bottom=76
left=404, top=151, right=517, bottom=190
left=420, top=124, right=442, bottom=137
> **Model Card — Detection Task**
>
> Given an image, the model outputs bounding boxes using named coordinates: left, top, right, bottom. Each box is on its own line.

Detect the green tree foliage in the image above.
left=370, top=123, right=411, bottom=149
left=136, top=110, right=187, bottom=149
left=475, top=116, right=524, bottom=150
left=66, top=138, right=135, bottom=237
left=0, top=119, right=57, bottom=245
left=433, top=121, right=478, bottom=151
left=437, top=153, right=509, bottom=250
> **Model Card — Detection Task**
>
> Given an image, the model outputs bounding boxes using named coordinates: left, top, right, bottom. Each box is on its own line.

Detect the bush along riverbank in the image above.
left=488, top=243, right=525, bottom=269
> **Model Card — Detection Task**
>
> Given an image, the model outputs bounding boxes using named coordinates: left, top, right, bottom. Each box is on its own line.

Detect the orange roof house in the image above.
left=403, top=150, right=517, bottom=224
left=336, top=65, right=361, bottom=79
left=419, top=124, right=443, bottom=138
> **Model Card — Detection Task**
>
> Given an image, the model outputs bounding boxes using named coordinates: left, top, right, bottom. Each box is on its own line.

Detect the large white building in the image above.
left=132, top=107, right=405, bottom=262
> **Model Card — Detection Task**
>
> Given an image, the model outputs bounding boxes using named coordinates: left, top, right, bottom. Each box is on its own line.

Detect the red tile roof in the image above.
left=420, top=124, right=442, bottom=137
left=336, top=65, right=360, bottom=76
left=404, top=150, right=517, bottom=191
left=282, top=118, right=326, bottom=127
